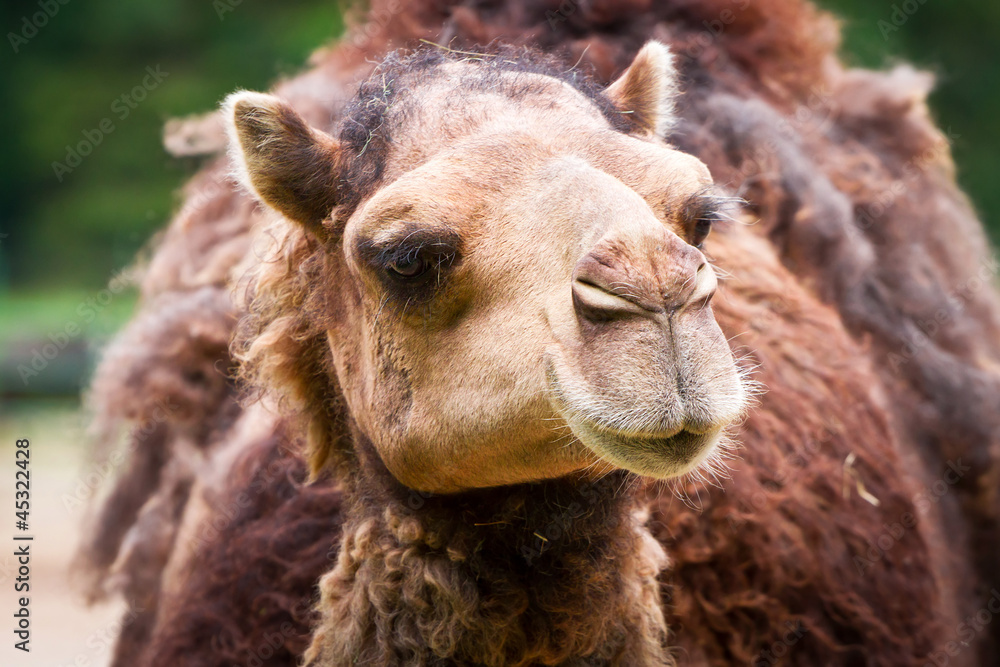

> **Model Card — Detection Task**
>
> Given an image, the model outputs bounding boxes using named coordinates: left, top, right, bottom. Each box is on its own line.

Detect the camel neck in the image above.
left=305, top=455, right=674, bottom=666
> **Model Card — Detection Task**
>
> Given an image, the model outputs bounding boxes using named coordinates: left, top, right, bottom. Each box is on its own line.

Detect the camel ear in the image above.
left=225, top=91, right=340, bottom=231
left=605, top=41, right=679, bottom=138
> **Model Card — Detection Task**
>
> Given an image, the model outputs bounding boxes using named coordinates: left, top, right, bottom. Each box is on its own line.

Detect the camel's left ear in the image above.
left=605, top=41, right=680, bottom=138
left=224, top=91, right=341, bottom=234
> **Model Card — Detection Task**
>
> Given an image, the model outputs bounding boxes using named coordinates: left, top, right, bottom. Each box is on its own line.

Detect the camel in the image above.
left=225, top=41, right=754, bottom=665
left=77, top=0, right=1000, bottom=665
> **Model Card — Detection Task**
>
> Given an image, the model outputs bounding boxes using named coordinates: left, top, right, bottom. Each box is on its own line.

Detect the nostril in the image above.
left=683, top=262, right=717, bottom=310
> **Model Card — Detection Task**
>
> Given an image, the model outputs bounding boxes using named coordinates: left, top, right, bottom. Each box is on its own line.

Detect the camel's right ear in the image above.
left=605, top=41, right=679, bottom=138
left=225, top=91, right=340, bottom=232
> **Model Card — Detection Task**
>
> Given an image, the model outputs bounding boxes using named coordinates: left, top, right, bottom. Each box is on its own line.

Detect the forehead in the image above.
left=343, top=55, right=713, bottom=235
left=351, top=126, right=713, bottom=237
left=335, top=50, right=632, bottom=210
left=380, top=62, right=617, bottom=173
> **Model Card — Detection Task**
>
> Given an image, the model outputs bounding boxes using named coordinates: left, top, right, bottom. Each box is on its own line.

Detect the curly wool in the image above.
left=305, top=462, right=671, bottom=666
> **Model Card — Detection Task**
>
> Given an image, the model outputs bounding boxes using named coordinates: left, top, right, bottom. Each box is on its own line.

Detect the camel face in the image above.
left=229, top=42, right=748, bottom=492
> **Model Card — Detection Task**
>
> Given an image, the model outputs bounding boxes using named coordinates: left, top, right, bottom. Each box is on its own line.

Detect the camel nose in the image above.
left=571, top=230, right=715, bottom=323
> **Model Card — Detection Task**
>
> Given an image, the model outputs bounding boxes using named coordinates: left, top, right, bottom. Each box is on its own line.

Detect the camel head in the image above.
left=226, top=42, right=749, bottom=493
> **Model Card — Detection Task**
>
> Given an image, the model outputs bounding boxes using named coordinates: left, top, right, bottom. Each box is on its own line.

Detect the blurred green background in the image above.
left=0, top=0, right=997, bottom=401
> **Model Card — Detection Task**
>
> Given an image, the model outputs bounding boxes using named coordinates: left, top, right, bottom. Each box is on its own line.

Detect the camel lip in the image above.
left=579, top=422, right=719, bottom=456
left=582, top=419, right=719, bottom=441
left=546, top=388, right=721, bottom=478
left=571, top=420, right=722, bottom=479
left=612, top=428, right=716, bottom=448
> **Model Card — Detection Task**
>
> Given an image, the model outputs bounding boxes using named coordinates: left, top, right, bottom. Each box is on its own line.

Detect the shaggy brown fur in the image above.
left=135, top=429, right=345, bottom=667
left=79, top=0, right=1000, bottom=665
left=306, top=462, right=671, bottom=666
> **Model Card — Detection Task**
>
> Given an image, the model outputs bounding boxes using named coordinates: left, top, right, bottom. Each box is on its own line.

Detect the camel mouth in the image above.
left=545, top=367, right=725, bottom=479
left=546, top=359, right=730, bottom=479
left=568, top=417, right=723, bottom=479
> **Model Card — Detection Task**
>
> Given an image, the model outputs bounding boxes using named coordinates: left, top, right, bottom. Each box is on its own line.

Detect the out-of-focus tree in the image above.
left=820, top=0, right=999, bottom=247
left=0, top=0, right=342, bottom=290
left=0, top=0, right=994, bottom=293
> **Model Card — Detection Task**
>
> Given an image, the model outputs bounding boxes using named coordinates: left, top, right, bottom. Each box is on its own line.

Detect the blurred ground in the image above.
left=0, top=401, right=123, bottom=667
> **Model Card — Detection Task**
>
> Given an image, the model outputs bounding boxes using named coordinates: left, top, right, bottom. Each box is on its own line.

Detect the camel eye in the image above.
left=692, top=217, right=712, bottom=248
left=356, top=227, right=461, bottom=295
left=679, top=190, right=724, bottom=250
left=388, top=253, right=428, bottom=279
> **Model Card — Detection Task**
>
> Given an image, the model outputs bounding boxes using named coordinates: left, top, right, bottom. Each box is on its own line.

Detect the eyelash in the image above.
left=357, top=231, right=462, bottom=307
left=386, top=246, right=430, bottom=279
left=385, top=244, right=458, bottom=281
